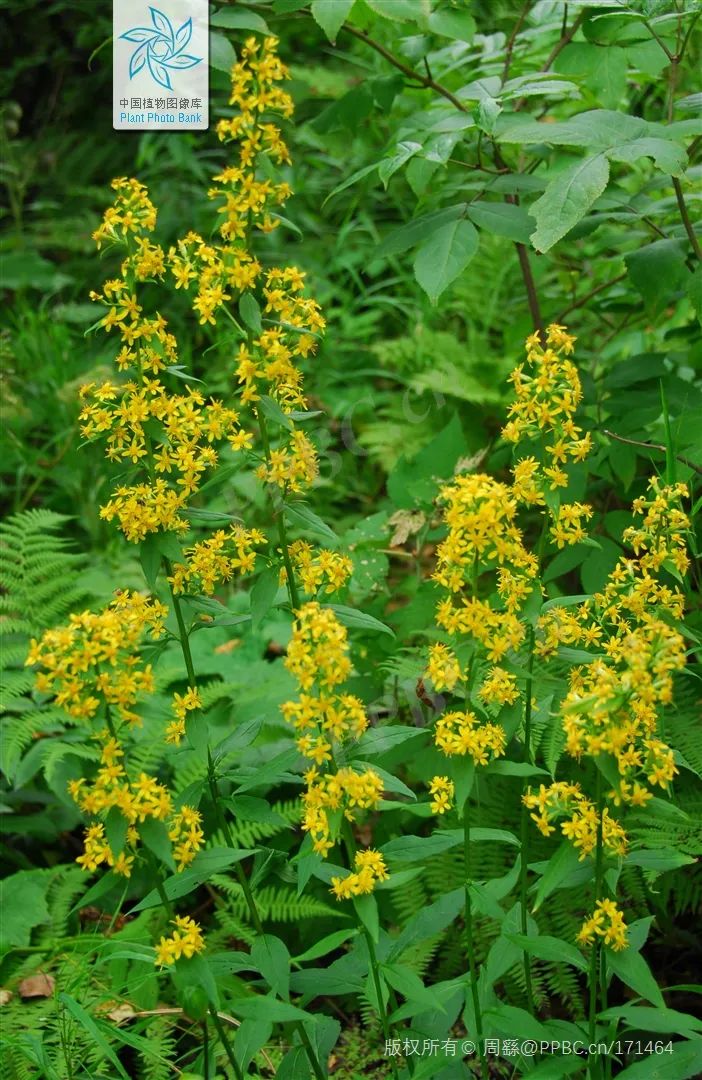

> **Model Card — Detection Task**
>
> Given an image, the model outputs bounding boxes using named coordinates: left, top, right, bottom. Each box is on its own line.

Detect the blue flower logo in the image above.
left=120, top=6, right=202, bottom=91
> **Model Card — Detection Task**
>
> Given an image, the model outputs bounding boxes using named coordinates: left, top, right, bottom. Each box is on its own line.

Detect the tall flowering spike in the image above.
left=168, top=35, right=326, bottom=496
left=504, top=324, right=594, bottom=549
left=281, top=602, right=385, bottom=889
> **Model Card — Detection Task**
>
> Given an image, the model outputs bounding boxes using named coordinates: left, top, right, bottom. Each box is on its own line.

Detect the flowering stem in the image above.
left=519, top=623, right=536, bottom=1012
left=256, top=411, right=301, bottom=613
left=463, top=797, right=487, bottom=1078
left=588, top=771, right=605, bottom=1076
left=163, top=560, right=198, bottom=687
left=210, top=1008, right=245, bottom=1080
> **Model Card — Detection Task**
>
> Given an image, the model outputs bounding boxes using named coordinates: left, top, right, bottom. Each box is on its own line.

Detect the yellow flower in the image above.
left=155, top=916, right=205, bottom=966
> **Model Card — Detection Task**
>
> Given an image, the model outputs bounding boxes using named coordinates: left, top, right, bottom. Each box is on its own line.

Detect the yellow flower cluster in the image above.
left=577, top=898, right=628, bottom=952
left=435, top=710, right=506, bottom=766
left=155, top=915, right=206, bottom=966
left=503, top=324, right=591, bottom=471
left=166, top=687, right=202, bottom=746
left=281, top=603, right=384, bottom=876
left=168, top=806, right=205, bottom=871
left=478, top=666, right=520, bottom=707
left=536, top=477, right=688, bottom=808
left=168, top=526, right=266, bottom=595
left=67, top=735, right=204, bottom=875
left=428, top=776, right=455, bottom=815
left=286, top=540, right=354, bottom=595
left=83, top=179, right=252, bottom=543
left=523, top=783, right=627, bottom=860
left=331, top=849, right=389, bottom=900
left=26, top=592, right=166, bottom=725
left=503, top=325, right=595, bottom=549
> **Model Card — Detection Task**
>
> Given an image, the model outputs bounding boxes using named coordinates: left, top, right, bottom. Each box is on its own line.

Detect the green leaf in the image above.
left=139, top=534, right=161, bottom=590
left=467, top=200, right=533, bottom=243
left=251, top=567, right=280, bottom=630
left=625, top=240, right=687, bottom=310
left=413, top=219, right=480, bottom=303
left=607, top=946, right=665, bottom=1008
left=130, top=848, right=257, bottom=911
left=104, top=805, right=128, bottom=858
left=364, top=0, right=420, bottom=23
left=323, top=162, right=379, bottom=205
left=234, top=1019, right=273, bottom=1074
left=139, top=818, right=175, bottom=871
left=354, top=725, right=425, bottom=756
left=688, top=264, right=702, bottom=324
left=531, top=839, right=582, bottom=911
left=233, top=996, right=311, bottom=1023
left=381, top=963, right=439, bottom=1009
left=326, top=604, right=395, bottom=637
left=292, top=929, right=358, bottom=964
left=310, top=0, right=355, bottom=42
left=209, top=32, right=236, bottom=73
left=377, top=203, right=467, bottom=257
left=506, top=932, right=588, bottom=973
left=427, top=9, right=475, bottom=41
left=258, top=394, right=293, bottom=431
left=59, top=994, right=131, bottom=1080
left=555, top=43, right=627, bottom=109
left=530, top=153, right=610, bottom=253
left=625, top=849, right=696, bottom=874
left=239, top=292, right=262, bottom=334
left=614, top=1038, right=702, bottom=1080
left=285, top=502, right=338, bottom=543
left=599, top=1005, right=702, bottom=1038
left=234, top=747, right=302, bottom=794
left=210, top=8, right=270, bottom=33
left=387, top=888, right=463, bottom=961
left=379, top=141, right=422, bottom=187
left=0, top=871, right=49, bottom=950
left=353, top=892, right=379, bottom=942
left=252, top=935, right=291, bottom=1000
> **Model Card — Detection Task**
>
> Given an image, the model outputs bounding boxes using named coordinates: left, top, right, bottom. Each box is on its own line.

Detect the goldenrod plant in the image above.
left=3, top=6, right=702, bottom=1080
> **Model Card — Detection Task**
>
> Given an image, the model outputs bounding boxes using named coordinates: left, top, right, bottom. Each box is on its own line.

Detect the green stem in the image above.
left=340, top=823, right=400, bottom=1080
left=210, top=1009, right=244, bottom=1080
left=519, top=624, right=536, bottom=1013
left=588, top=771, right=605, bottom=1079
left=257, top=411, right=301, bottom=613
left=163, top=560, right=197, bottom=686
left=464, top=798, right=487, bottom=1078
left=202, top=1018, right=210, bottom=1080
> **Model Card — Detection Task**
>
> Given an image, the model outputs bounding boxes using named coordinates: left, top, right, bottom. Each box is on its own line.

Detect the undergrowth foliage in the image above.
left=2, top=12, right=702, bottom=1080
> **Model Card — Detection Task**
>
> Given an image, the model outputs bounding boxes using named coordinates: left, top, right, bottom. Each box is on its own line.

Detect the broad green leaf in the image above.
left=292, top=929, right=358, bottom=964
left=364, top=0, right=420, bottom=23
left=239, top=292, right=262, bottom=333
left=607, top=946, right=665, bottom=1008
left=608, top=137, right=688, bottom=175
left=625, top=239, right=687, bottom=309
left=555, top=43, right=627, bottom=109
left=210, top=9, right=270, bottom=33
left=354, top=725, right=426, bottom=756
left=506, top=932, right=588, bottom=972
left=615, top=1038, right=702, bottom=1080
left=381, top=963, right=439, bottom=1009
left=234, top=1019, right=273, bottom=1074
left=258, top=394, right=293, bottom=431
left=377, top=203, right=467, bottom=257
left=353, top=892, right=379, bottom=942
left=530, top=153, right=610, bottom=253
left=599, top=1005, right=702, bottom=1038
left=467, top=200, right=533, bottom=243
left=251, top=567, right=280, bottom=630
left=531, top=839, right=583, bottom=911
left=310, top=0, right=354, bottom=42
left=232, top=996, right=311, bottom=1022
left=139, top=818, right=175, bottom=871
left=427, top=9, right=475, bottom=41
left=413, top=219, right=479, bottom=303
left=387, top=888, right=463, bottom=961
left=326, top=603, right=394, bottom=637
left=131, top=847, right=257, bottom=911
left=379, top=141, right=422, bottom=187
left=285, top=502, right=338, bottom=543
left=252, top=935, right=291, bottom=1000
left=234, top=747, right=302, bottom=794
left=381, top=830, right=462, bottom=863
left=0, top=871, right=49, bottom=950
left=625, top=849, right=696, bottom=874
left=209, top=32, right=235, bottom=73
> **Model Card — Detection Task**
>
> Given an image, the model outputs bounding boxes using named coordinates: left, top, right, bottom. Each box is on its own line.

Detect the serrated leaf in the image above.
left=210, top=9, right=270, bottom=33
left=413, top=218, right=480, bottom=303
left=530, top=153, right=610, bottom=252
left=310, top=0, right=354, bottom=43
